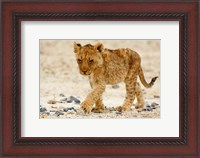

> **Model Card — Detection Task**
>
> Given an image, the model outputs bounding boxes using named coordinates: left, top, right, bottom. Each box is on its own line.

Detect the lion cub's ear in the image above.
left=74, top=42, right=81, bottom=53
left=95, top=42, right=104, bottom=52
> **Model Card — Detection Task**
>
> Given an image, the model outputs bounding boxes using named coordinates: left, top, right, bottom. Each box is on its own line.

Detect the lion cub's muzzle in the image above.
left=80, top=70, right=91, bottom=76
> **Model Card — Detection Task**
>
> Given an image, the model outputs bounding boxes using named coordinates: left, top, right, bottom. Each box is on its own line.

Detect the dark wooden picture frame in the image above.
left=1, top=0, right=199, bottom=157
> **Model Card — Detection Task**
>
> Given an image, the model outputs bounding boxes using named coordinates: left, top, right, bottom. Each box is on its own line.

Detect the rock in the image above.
left=61, top=97, right=72, bottom=103
left=64, top=108, right=68, bottom=112
left=61, top=96, right=81, bottom=104
left=44, top=112, right=50, bottom=115
left=55, top=111, right=64, bottom=116
left=67, top=99, right=73, bottom=103
left=61, top=98, right=68, bottom=101
left=71, top=107, right=77, bottom=112
left=70, top=96, right=81, bottom=104
left=59, top=93, right=65, bottom=97
left=64, top=107, right=77, bottom=114
left=74, top=99, right=81, bottom=104
left=151, top=102, right=160, bottom=108
left=142, top=108, right=147, bottom=111
left=142, top=107, right=152, bottom=112
left=147, top=108, right=152, bottom=111
left=112, top=84, right=119, bottom=89
left=67, top=100, right=73, bottom=103
left=47, top=100, right=57, bottom=104
left=50, top=110, right=56, bottom=112
left=145, top=104, right=151, bottom=108
left=154, top=95, right=160, bottom=98
left=40, top=107, right=47, bottom=112
left=64, top=107, right=77, bottom=112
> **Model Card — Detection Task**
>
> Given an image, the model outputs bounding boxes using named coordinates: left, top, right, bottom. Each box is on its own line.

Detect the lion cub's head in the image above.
left=74, top=42, right=104, bottom=76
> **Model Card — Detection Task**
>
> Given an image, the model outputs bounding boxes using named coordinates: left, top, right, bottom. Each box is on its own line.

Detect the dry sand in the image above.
left=40, top=40, right=160, bottom=119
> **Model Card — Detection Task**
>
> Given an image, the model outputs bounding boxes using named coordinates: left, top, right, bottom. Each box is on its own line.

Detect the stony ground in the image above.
left=40, top=40, right=160, bottom=119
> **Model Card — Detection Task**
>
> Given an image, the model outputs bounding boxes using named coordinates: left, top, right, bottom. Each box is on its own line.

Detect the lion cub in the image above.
left=74, top=42, right=158, bottom=114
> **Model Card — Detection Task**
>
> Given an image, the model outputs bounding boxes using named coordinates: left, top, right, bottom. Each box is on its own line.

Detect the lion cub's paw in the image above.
left=135, top=104, right=144, bottom=109
left=117, top=106, right=131, bottom=112
left=81, top=102, right=92, bottom=114
left=92, top=107, right=104, bottom=113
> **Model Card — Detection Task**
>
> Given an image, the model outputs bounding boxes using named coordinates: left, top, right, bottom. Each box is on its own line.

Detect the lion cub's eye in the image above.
left=77, top=59, right=82, bottom=64
left=88, top=59, right=94, bottom=64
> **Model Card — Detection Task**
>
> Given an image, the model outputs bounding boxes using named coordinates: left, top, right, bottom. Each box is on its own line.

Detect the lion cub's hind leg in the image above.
left=118, top=76, right=137, bottom=112
left=118, top=81, right=144, bottom=112
left=135, top=82, right=144, bottom=109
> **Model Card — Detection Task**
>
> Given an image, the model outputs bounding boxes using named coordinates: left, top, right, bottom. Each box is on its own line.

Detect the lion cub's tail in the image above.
left=138, top=66, right=158, bottom=88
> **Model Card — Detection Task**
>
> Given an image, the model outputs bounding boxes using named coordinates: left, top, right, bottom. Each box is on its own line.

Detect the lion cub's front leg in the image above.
left=91, top=96, right=105, bottom=113
left=81, top=83, right=106, bottom=114
left=89, top=80, right=105, bottom=113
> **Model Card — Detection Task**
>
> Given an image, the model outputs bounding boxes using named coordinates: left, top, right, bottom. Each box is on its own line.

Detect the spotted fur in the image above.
left=74, top=42, right=158, bottom=114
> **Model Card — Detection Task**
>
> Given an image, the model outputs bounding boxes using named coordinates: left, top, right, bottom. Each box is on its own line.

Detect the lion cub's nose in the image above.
left=82, top=70, right=87, bottom=74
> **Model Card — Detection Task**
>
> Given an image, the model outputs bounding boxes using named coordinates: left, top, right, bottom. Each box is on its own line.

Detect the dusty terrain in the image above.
left=40, top=40, right=160, bottom=119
